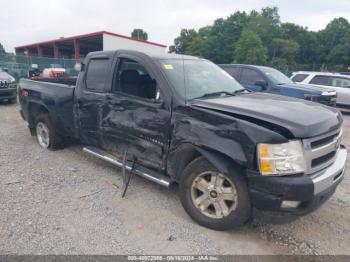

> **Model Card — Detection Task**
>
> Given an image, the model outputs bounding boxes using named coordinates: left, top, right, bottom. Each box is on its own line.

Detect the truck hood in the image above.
left=0, top=71, right=15, bottom=81
left=278, top=82, right=334, bottom=94
left=191, top=93, right=342, bottom=138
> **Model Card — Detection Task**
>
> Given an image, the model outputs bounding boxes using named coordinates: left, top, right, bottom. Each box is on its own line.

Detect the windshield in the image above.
left=260, top=67, right=293, bottom=85
left=158, top=59, right=245, bottom=100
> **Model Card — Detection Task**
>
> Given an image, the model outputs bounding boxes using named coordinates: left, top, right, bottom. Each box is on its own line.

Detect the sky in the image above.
left=1, top=0, right=350, bottom=52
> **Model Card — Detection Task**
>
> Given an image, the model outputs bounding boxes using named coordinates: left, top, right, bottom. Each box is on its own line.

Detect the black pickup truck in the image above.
left=19, top=50, right=347, bottom=230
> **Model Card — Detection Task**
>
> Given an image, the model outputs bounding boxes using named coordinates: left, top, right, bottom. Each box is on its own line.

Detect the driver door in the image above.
left=101, top=55, right=172, bottom=171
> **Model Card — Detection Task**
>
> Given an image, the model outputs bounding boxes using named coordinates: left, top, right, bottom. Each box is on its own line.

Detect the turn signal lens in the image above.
left=259, top=145, right=270, bottom=158
left=260, top=160, right=273, bottom=173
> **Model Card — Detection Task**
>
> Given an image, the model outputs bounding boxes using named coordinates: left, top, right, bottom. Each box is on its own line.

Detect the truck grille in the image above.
left=0, top=80, right=9, bottom=88
left=303, top=128, right=342, bottom=174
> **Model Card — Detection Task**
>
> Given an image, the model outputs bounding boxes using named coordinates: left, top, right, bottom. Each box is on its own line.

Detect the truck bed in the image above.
left=19, top=78, right=77, bottom=139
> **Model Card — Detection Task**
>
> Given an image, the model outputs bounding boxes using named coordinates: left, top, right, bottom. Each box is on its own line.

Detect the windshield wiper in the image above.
left=232, top=89, right=248, bottom=94
left=193, top=91, right=235, bottom=100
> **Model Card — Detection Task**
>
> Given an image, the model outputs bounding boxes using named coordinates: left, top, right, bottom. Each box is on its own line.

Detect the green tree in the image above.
left=319, top=18, right=350, bottom=68
left=131, top=29, right=148, bottom=41
left=169, top=29, right=197, bottom=54
left=169, top=6, right=350, bottom=71
left=247, top=7, right=281, bottom=55
left=234, top=29, right=267, bottom=64
left=327, top=31, right=350, bottom=70
left=271, top=38, right=299, bottom=61
left=280, top=23, right=322, bottom=69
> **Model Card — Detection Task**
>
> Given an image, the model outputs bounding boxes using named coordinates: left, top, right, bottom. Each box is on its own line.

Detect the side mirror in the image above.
left=74, top=63, right=82, bottom=72
left=254, top=79, right=268, bottom=89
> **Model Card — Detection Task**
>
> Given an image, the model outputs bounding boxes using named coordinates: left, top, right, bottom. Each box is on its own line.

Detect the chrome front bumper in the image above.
left=311, top=146, right=347, bottom=195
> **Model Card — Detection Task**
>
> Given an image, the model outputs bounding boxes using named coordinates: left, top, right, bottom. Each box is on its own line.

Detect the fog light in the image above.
left=281, top=200, right=301, bottom=209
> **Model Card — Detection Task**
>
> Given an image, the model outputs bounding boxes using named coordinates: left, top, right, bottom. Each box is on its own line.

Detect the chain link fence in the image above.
left=0, top=54, right=79, bottom=80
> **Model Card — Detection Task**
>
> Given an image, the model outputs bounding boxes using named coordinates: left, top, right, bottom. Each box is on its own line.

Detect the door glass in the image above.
left=114, top=58, right=158, bottom=101
left=331, top=77, right=350, bottom=88
left=86, top=58, right=110, bottom=92
left=310, top=75, right=331, bottom=86
left=240, top=69, right=262, bottom=85
left=292, top=74, right=308, bottom=82
left=223, top=67, right=240, bottom=80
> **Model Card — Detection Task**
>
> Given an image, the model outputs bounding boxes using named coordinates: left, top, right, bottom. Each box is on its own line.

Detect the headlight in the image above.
left=322, top=91, right=336, bottom=96
left=257, top=140, right=306, bottom=176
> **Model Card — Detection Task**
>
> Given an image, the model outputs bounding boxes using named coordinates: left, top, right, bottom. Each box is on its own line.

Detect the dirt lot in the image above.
left=0, top=102, right=349, bottom=255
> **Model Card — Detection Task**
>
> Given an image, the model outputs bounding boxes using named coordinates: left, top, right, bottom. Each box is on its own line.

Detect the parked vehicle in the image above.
left=291, top=71, right=350, bottom=110
left=0, top=68, right=17, bottom=103
left=219, top=64, right=337, bottom=107
left=18, top=50, right=346, bottom=230
left=0, top=62, right=29, bottom=80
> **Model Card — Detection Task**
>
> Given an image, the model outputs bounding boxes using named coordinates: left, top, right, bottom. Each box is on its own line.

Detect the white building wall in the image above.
left=103, top=34, right=166, bottom=54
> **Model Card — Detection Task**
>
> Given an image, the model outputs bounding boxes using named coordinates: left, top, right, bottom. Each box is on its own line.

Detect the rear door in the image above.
left=102, top=54, right=172, bottom=171
left=75, top=55, right=113, bottom=147
left=330, top=76, right=350, bottom=106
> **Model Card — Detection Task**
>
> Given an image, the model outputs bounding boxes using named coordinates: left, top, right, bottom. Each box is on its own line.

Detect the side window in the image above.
left=86, top=58, right=110, bottom=92
left=292, top=74, right=308, bottom=82
left=240, top=69, right=262, bottom=85
left=223, top=67, right=240, bottom=80
left=331, top=77, right=350, bottom=88
left=309, top=75, right=331, bottom=86
left=114, top=58, right=159, bottom=100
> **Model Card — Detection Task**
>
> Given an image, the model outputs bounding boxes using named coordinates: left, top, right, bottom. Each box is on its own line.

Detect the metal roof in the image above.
left=15, top=31, right=167, bottom=49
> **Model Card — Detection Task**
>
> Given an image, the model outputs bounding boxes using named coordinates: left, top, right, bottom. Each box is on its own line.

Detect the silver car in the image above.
left=291, top=71, right=350, bottom=110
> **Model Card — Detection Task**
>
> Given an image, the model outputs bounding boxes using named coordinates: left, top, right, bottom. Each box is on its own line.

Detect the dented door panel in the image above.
left=102, top=94, right=171, bottom=170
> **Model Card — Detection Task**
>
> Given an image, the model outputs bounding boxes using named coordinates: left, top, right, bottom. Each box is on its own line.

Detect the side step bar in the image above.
left=83, top=146, right=171, bottom=187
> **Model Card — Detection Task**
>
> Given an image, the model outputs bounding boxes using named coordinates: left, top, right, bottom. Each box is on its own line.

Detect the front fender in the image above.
left=195, top=146, right=245, bottom=177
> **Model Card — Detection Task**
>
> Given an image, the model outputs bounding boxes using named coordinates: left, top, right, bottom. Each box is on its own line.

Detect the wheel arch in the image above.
left=27, top=102, right=50, bottom=135
left=169, top=143, right=247, bottom=182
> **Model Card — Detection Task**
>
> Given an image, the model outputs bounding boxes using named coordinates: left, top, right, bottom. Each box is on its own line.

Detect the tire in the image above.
left=180, top=156, right=251, bottom=230
left=8, top=98, right=17, bottom=104
left=35, top=114, right=64, bottom=150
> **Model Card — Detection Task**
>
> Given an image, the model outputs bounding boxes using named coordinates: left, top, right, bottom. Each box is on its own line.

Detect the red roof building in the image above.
left=15, top=31, right=167, bottom=60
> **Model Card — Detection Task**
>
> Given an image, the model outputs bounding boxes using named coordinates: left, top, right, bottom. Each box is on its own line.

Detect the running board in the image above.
left=83, top=146, right=171, bottom=187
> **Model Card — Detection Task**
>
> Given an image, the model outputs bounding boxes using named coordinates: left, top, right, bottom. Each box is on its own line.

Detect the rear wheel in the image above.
left=180, top=156, right=251, bottom=230
left=8, top=98, right=16, bottom=104
left=35, top=114, right=64, bottom=150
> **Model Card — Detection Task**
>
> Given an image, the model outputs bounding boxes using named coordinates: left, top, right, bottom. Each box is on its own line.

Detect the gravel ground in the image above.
left=0, top=102, right=349, bottom=255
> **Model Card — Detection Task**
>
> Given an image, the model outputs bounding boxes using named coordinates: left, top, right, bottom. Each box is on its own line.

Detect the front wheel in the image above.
left=35, top=114, right=64, bottom=150
left=180, top=157, right=251, bottom=230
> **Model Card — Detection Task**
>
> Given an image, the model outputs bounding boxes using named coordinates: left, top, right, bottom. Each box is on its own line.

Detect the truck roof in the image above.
left=219, top=64, right=274, bottom=71
left=86, top=49, right=201, bottom=61
left=293, top=71, right=350, bottom=78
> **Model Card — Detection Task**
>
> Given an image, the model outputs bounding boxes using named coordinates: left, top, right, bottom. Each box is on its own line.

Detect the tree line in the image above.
left=169, top=7, right=350, bottom=74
